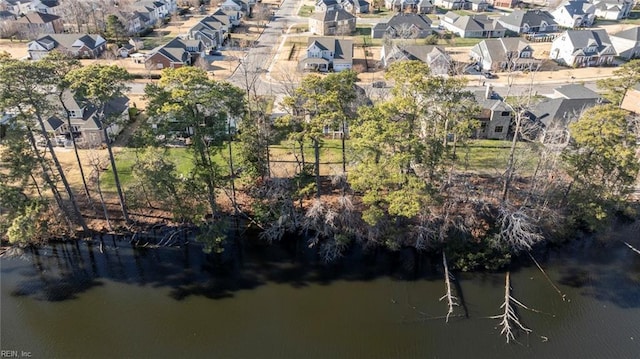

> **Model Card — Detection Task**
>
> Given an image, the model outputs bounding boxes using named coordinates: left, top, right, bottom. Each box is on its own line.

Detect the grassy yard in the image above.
left=440, top=37, right=483, bottom=47
left=459, top=139, right=537, bottom=174
left=102, top=147, right=196, bottom=190
left=141, top=35, right=174, bottom=49
left=298, top=5, right=315, bottom=17
left=101, top=139, right=536, bottom=190
left=358, top=9, right=393, bottom=18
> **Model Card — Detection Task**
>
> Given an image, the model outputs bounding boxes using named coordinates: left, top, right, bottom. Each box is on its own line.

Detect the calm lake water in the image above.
left=1, top=235, right=639, bottom=358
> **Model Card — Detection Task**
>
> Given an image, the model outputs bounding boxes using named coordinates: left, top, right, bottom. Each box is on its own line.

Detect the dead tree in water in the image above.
left=624, top=241, right=640, bottom=255
left=491, top=272, right=532, bottom=343
left=439, top=251, right=459, bottom=322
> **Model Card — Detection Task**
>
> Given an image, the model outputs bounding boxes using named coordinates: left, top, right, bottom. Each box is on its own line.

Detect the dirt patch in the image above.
left=0, top=39, right=29, bottom=59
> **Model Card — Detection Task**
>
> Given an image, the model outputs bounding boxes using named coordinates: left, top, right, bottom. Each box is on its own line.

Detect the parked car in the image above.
left=482, top=72, right=497, bottom=79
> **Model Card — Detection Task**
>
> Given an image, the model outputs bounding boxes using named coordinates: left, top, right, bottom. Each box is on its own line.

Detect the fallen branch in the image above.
left=528, top=252, right=567, bottom=301
left=491, top=272, right=532, bottom=343
left=439, top=251, right=459, bottom=322
left=623, top=241, right=640, bottom=255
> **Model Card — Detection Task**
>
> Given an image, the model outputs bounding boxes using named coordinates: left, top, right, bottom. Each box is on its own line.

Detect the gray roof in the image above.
left=499, top=10, right=557, bottom=28
left=374, top=13, right=432, bottom=30
left=529, top=98, right=603, bottom=127
left=15, top=11, right=60, bottom=24
left=45, top=91, right=129, bottom=132
left=34, top=33, right=104, bottom=50
left=554, top=84, right=602, bottom=99
left=564, top=29, right=614, bottom=55
left=307, top=37, right=353, bottom=60
left=473, top=90, right=510, bottom=112
left=558, top=0, right=592, bottom=16
left=310, top=8, right=355, bottom=21
left=382, top=44, right=448, bottom=63
left=472, top=37, right=533, bottom=62
left=451, top=14, right=503, bottom=32
left=612, top=26, right=640, bottom=41
left=0, top=10, right=16, bottom=19
left=317, top=0, right=339, bottom=6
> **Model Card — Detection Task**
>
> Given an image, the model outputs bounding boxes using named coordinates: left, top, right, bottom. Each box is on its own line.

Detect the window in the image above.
left=501, top=111, right=510, bottom=116
left=495, top=126, right=504, bottom=133
left=157, top=63, right=164, bottom=69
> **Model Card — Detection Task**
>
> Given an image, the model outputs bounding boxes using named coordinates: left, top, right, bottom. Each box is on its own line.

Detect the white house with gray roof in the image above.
left=28, top=33, right=106, bottom=60
left=385, top=0, right=433, bottom=13
left=299, top=37, right=353, bottom=72
left=372, top=13, right=432, bottom=39
left=498, top=9, right=558, bottom=34
left=550, top=29, right=616, bottom=67
left=470, top=38, right=541, bottom=72
left=380, top=44, right=451, bottom=75
left=441, top=13, right=505, bottom=38
left=610, top=26, right=640, bottom=60
left=592, top=0, right=632, bottom=20
left=551, top=0, right=595, bottom=28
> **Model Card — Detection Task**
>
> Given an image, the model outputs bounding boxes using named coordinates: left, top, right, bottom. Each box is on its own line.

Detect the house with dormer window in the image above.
left=28, top=33, right=106, bottom=60
left=592, top=0, right=632, bottom=20
left=550, top=29, right=616, bottom=67
left=309, top=8, right=356, bottom=36
left=145, top=37, right=205, bottom=69
left=385, top=0, right=433, bottom=13
left=380, top=44, right=452, bottom=75
left=42, top=91, right=130, bottom=148
left=498, top=9, right=558, bottom=34
left=470, top=37, right=541, bottom=71
left=188, top=16, right=228, bottom=50
left=299, top=37, right=353, bottom=72
left=441, top=13, right=505, bottom=38
left=551, top=0, right=595, bottom=29
left=372, top=13, right=432, bottom=39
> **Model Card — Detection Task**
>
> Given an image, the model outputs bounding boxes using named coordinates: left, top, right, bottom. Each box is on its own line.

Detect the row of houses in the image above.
left=470, top=27, right=636, bottom=70
left=442, top=0, right=633, bottom=39
left=143, top=1, right=247, bottom=69
left=0, top=0, right=178, bottom=39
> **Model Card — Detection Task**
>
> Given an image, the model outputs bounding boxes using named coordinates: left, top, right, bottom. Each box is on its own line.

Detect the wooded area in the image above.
left=1, top=54, right=639, bottom=271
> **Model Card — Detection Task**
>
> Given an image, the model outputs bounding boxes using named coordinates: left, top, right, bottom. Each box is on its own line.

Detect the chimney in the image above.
left=485, top=83, right=493, bottom=99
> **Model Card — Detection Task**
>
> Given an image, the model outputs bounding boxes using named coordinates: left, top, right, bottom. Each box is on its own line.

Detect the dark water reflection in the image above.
left=1, top=235, right=639, bottom=358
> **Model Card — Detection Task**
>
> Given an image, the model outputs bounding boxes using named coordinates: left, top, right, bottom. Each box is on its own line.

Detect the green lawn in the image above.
left=355, top=26, right=372, bottom=37
left=298, top=5, right=314, bottom=17
left=141, top=35, right=174, bottom=49
left=459, top=140, right=537, bottom=173
left=101, top=147, right=196, bottom=191
left=439, top=37, right=483, bottom=47
left=358, top=9, right=392, bottom=18
left=101, top=139, right=536, bottom=190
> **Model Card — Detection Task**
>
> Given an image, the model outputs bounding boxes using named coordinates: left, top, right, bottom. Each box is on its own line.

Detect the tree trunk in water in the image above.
left=313, top=137, right=321, bottom=199
left=33, top=112, right=88, bottom=232
left=104, top=127, right=130, bottom=224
